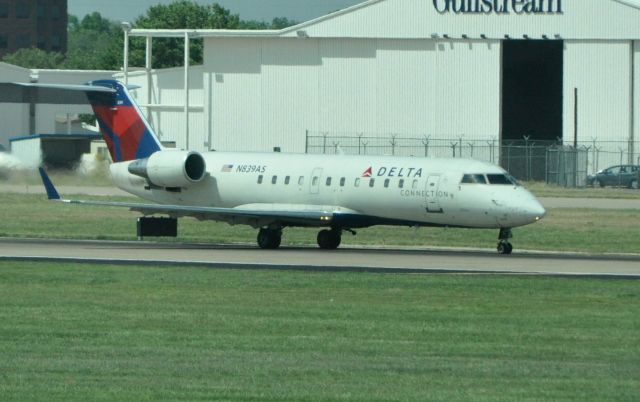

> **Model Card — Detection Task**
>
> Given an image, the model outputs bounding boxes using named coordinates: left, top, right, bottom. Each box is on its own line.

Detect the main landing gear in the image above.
left=497, top=228, right=513, bottom=255
left=257, top=227, right=282, bottom=249
left=317, top=229, right=342, bottom=250
left=257, top=227, right=350, bottom=250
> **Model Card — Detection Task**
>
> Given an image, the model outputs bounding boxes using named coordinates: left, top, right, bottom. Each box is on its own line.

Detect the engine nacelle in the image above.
left=128, top=150, right=206, bottom=188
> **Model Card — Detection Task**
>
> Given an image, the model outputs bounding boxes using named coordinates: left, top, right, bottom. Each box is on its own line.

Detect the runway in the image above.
left=1, top=238, right=639, bottom=278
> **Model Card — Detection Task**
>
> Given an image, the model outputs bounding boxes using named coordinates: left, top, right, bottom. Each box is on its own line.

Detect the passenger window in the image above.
left=326, top=177, right=332, bottom=186
left=340, top=177, right=346, bottom=187
left=285, top=176, right=290, bottom=185
left=384, top=179, right=390, bottom=188
left=257, top=175, right=263, bottom=184
left=398, top=179, right=404, bottom=189
left=312, top=177, right=319, bottom=186
left=461, top=174, right=487, bottom=184
left=298, top=176, right=304, bottom=185
left=355, top=178, right=361, bottom=188
left=272, top=175, right=277, bottom=184
left=412, top=180, right=418, bottom=189
left=369, top=179, right=375, bottom=188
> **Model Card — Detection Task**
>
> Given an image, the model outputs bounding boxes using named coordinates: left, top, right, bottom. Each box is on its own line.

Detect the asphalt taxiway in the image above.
left=1, top=238, right=638, bottom=278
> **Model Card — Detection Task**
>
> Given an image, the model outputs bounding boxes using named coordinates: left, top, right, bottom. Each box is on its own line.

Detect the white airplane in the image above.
left=37, top=80, right=546, bottom=254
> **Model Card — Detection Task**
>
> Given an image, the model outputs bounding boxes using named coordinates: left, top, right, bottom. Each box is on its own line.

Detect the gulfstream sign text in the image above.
left=433, top=0, right=563, bottom=14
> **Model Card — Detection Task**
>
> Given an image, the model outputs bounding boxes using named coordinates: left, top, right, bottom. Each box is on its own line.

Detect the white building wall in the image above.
left=285, top=0, right=640, bottom=40
left=122, top=66, right=206, bottom=150
left=635, top=40, right=640, bottom=165
left=204, top=37, right=501, bottom=153
left=205, top=39, right=265, bottom=151
left=0, top=62, right=31, bottom=149
left=10, top=138, right=41, bottom=168
left=563, top=40, right=632, bottom=169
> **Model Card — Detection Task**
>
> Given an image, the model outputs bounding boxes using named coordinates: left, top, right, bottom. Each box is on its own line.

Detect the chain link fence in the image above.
left=305, top=131, right=639, bottom=187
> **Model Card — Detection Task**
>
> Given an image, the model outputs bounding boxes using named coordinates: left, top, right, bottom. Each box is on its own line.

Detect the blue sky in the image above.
left=68, top=0, right=363, bottom=23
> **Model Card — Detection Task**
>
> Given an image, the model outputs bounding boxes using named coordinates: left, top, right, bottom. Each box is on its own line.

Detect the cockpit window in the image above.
left=461, top=174, right=487, bottom=184
left=487, top=174, right=519, bottom=185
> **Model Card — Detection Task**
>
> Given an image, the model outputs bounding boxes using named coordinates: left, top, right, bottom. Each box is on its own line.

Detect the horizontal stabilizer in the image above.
left=0, top=82, right=115, bottom=104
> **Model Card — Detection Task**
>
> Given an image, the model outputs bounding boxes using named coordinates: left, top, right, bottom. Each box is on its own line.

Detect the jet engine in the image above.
left=128, top=150, right=206, bottom=188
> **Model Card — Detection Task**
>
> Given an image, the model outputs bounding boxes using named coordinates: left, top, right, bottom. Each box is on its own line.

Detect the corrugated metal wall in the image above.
left=204, top=37, right=501, bottom=153
left=10, top=138, right=41, bottom=168
left=0, top=63, right=31, bottom=148
left=125, top=66, right=206, bottom=151
left=563, top=41, right=632, bottom=143
left=286, top=0, right=640, bottom=40
left=635, top=41, right=640, bottom=164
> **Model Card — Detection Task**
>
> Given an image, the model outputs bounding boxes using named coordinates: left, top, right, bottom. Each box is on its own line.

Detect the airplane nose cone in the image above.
left=528, top=199, right=546, bottom=222
left=518, top=194, right=546, bottom=223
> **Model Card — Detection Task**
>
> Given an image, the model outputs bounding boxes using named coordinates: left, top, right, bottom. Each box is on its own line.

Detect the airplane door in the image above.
left=425, top=175, right=443, bottom=213
left=310, top=168, right=323, bottom=195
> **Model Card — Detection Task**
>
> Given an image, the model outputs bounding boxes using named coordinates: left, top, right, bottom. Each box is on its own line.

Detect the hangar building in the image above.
left=126, top=0, right=640, bottom=175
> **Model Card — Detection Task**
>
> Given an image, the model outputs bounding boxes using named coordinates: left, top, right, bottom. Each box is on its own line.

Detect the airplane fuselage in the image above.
left=110, top=152, right=545, bottom=230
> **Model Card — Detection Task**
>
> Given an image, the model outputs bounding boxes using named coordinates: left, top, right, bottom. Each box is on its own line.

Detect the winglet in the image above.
left=38, top=167, right=61, bottom=200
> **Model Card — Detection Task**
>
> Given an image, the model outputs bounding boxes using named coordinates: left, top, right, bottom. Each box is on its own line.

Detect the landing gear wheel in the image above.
left=497, top=241, right=513, bottom=255
left=594, top=179, right=604, bottom=188
left=630, top=179, right=638, bottom=190
left=317, top=229, right=342, bottom=250
left=257, top=228, right=282, bottom=249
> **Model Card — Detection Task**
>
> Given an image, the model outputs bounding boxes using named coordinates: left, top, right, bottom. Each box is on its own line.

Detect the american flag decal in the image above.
left=221, top=164, right=234, bottom=172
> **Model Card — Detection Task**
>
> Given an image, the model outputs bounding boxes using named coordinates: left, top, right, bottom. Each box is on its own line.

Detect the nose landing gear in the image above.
left=497, top=228, right=513, bottom=255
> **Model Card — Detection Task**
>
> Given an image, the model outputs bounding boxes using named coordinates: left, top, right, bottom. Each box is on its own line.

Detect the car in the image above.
left=587, top=165, right=640, bottom=189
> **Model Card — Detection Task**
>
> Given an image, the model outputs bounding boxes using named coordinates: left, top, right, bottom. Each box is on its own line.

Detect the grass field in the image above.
left=0, top=261, right=638, bottom=401
left=0, top=192, right=639, bottom=254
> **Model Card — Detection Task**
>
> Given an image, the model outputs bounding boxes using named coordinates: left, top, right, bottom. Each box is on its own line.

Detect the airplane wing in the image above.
left=38, top=168, right=337, bottom=228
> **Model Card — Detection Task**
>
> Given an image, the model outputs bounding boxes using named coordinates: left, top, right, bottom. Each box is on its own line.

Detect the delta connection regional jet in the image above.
left=30, top=80, right=545, bottom=254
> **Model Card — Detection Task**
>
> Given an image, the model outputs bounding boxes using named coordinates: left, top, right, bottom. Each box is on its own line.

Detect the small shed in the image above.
left=10, top=133, right=102, bottom=169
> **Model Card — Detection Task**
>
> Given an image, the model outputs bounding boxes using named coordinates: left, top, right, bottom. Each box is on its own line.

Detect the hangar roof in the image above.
left=129, top=0, right=640, bottom=40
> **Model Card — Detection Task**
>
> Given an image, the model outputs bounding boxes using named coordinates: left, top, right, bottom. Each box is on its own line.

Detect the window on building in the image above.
left=51, top=5, right=60, bottom=20
left=298, top=176, right=304, bottom=185
left=326, top=177, right=332, bottom=186
left=257, top=175, right=263, bottom=184
left=398, top=179, right=405, bottom=189
left=284, top=176, right=290, bottom=185
left=0, top=35, right=7, bottom=48
left=16, top=2, right=30, bottom=18
left=51, top=35, right=61, bottom=51
left=16, top=34, right=30, bottom=48
left=369, top=179, right=375, bottom=188
left=0, top=3, right=9, bottom=18
left=36, top=3, right=45, bottom=19
left=340, top=177, right=345, bottom=187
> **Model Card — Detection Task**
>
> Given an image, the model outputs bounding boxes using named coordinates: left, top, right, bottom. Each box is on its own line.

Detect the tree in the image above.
left=2, top=2, right=297, bottom=70
left=2, top=48, right=65, bottom=69
left=124, top=1, right=297, bottom=69
left=64, top=12, right=121, bottom=70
